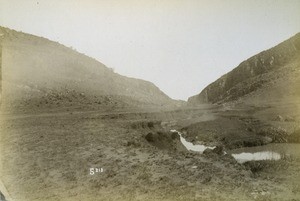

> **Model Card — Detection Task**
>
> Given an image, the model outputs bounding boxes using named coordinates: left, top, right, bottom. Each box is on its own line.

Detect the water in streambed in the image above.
left=170, top=130, right=215, bottom=153
left=170, top=130, right=300, bottom=163
left=229, top=143, right=300, bottom=163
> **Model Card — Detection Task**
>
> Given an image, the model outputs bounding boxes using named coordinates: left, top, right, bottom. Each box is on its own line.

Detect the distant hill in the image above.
left=0, top=27, right=178, bottom=112
left=188, top=33, right=300, bottom=105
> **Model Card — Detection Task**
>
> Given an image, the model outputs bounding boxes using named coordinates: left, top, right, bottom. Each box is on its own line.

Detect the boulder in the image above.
left=171, top=132, right=180, bottom=140
left=203, top=145, right=225, bottom=155
left=212, top=145, right=225, bottom=155
left=145, top=133, right=155, bottom=142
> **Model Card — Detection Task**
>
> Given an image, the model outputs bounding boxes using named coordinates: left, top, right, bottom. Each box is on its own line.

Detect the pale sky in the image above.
left=0, top=0, right=300, bottom=100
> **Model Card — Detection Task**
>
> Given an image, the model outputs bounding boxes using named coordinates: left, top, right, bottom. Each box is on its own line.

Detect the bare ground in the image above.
left=0, top=104, right=300, bottom=201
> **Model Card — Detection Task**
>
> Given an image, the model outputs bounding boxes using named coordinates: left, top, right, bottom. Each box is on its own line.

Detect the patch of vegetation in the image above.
left=130, top=120, right=161, bottom=130
left=257, top=126, right=288, bottom=143
left=244, top=159, right=289, bottom=174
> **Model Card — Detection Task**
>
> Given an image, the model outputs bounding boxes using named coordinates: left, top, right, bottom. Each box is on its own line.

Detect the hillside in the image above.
left=1, top=27, right=300, bottom=201
left=188, top=33, right=300, bottom=105
left=0, top=27, right=180, bottom=113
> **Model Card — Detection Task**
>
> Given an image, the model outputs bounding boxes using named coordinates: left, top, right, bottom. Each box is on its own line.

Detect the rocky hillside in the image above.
left=188, top=33, right=300, bottom=105
left=0, top=27, right=177, bottom=112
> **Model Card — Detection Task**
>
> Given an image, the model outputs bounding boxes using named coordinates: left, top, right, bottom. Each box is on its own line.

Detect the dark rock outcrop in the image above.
left=144, top=131, right=184, bottom=151
left=203, top=145, right=225, bottom=155
left=145, top=132, right=155, bottom=142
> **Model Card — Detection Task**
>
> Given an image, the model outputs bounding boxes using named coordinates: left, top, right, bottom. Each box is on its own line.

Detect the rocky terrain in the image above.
left=188, top=33, right=300, bottom=105
left=0, top=28, right=300, bottom=201
left=1, top=106, right=300, bottom=201
left=184, top=33, right=300, bottom=160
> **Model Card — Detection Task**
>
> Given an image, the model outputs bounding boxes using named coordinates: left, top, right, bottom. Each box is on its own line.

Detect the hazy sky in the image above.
left=1, top=0, right=300, bottom=100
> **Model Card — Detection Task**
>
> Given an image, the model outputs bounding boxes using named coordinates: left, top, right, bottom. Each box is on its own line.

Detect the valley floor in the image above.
left=0, top=104, right=300, bottom=201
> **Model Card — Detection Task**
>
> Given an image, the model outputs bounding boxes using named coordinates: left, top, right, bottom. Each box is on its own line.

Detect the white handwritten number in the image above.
left=90, top=167, right=104, bottom=175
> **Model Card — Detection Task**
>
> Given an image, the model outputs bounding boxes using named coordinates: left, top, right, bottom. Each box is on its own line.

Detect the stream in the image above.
left=171, top=130, right=300, bottom=163
left=171, top=129, right=215, bottom=152
left=229, top=143, right=300, bottom=163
